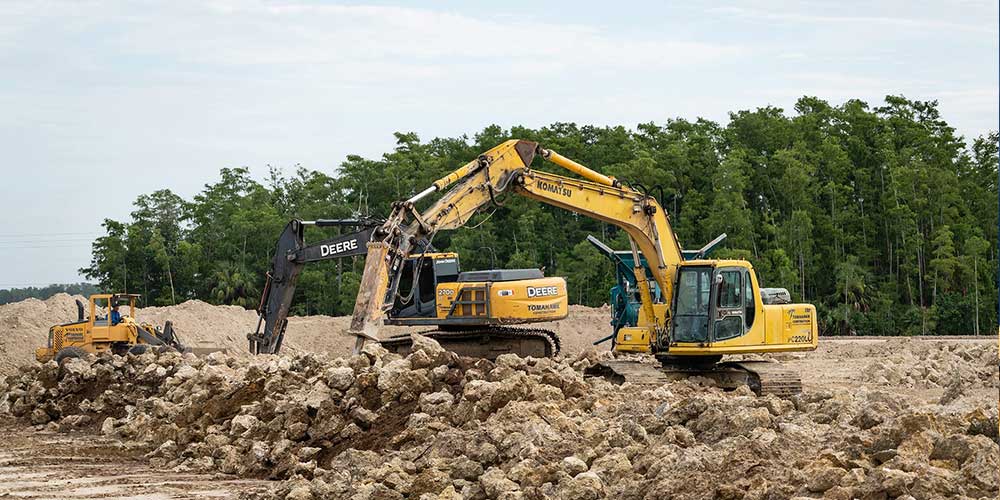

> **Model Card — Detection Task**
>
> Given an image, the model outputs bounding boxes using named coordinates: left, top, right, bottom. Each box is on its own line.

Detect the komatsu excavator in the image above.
left=247, top=219, right=567, bottom=357
left=348, top=140, right=819, bottom=395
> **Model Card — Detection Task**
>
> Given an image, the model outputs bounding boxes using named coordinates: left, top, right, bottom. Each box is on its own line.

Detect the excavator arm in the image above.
left=348, top=140, right=684, bottom=348
left=249, top=218, right=381, bottom=354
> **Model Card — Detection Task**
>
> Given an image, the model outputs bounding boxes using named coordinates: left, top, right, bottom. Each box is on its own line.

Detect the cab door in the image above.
left=712, top=268, right=746, bottom=342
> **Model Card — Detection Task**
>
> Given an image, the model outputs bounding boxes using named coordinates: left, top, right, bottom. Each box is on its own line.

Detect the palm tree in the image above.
left=210, top=262, right=258, bottom=308
left=830, top=256, right=870, bottom=335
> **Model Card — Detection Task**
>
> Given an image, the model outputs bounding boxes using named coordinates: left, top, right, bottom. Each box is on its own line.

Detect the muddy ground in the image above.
left=0, top=295, right=997, bottom=499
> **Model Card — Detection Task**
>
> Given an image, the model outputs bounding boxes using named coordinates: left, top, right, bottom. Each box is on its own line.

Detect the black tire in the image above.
left=128, top=344, right=149, bottom=355
left=54, top=347, right=86, bottom=363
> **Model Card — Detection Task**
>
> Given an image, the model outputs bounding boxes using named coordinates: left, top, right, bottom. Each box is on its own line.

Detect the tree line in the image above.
left=80, top=96, right=999, bottom=336
left=0, top=283, right=100, bottom=305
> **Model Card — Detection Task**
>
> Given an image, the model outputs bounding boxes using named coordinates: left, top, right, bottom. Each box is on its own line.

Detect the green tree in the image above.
left=77, top=97, right=997, bottom=336
left=210, top=262, right=258, bottom=308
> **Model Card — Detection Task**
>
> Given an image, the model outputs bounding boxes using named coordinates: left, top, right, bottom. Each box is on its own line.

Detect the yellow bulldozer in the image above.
left=36, top=293, right=188, bottom=363
left=345, top=140, right=819, bottom=395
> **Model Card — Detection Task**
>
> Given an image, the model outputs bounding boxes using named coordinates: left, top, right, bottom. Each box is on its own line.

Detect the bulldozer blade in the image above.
left=349, top=241, right=391, bottom=349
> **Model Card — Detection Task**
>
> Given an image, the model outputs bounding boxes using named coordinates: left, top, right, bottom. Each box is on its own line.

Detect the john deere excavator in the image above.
left=347, top=140, right=819, bottom=395
left=247, top=219, right=567, bottom=357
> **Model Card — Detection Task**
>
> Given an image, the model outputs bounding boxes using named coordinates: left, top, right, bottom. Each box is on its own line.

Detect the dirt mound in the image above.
left=857, top=338, right=999, bottom=390
left=0, top=293, right=84, bottom=375
left=3, top=338, right=996, bottom=499
left=0, top=297, right=613, bottom=376
left=133, top=300, right=385, bottom=358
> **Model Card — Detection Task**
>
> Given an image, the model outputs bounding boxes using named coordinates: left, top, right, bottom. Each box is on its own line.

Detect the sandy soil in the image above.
left=0, top=424, right=269, bottom=498
left=0, top=295, right=612, bottom=375
left=3, top=336, right=993, bottom=499
left=0, top=295, right=1000, bottom=498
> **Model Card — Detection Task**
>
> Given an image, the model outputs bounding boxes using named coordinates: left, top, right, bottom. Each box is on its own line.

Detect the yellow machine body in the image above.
left=350, top=139, right=817, bottom=363
left=385, top=252, right=568, bottom=327
left=36, top=294, right=138, bottom=361
left=615, top=260, right=818, bottom=355
left=35, top=294, right=177, bottom=362
left=433, top=276, right=568, bottom=323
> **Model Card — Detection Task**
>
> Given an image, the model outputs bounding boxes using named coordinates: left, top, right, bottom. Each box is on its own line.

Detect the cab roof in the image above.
left=90, top=293, right=141, bottom=302
left=680, top=259, right=754, bottom=269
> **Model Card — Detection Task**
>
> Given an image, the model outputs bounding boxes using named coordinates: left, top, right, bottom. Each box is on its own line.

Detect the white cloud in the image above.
left=709, top=3, right=997, bottom=35
left=0, top=1, right=995, bottom=284
left=70, top=1, right=741, bottom=83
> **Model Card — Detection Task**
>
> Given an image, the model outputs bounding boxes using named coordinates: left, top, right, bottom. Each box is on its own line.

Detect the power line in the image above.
left=0, top=237, right=97, bottom=244
left=0, top=282, right=93, bottom=287
left=0, top=231, right=101, bottom=238
left=0, top=243, right=94, bottom=250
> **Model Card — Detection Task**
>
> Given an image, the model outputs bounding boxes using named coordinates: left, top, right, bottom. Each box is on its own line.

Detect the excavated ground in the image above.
left=0, top=294, right=611, bottom=375
left=0, top=295, right=997, bottom=499
left=0, top=424, right=270, bottom=498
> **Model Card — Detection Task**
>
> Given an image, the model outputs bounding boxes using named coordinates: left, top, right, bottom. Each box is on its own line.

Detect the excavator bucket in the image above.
left=348, top=241, right=391, bottom=351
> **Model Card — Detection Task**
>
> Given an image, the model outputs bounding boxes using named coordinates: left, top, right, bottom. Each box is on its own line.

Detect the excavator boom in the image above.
left=347, top=140, right=817, bottom=397
left=348, top=140, right=684, bottom=348
left=249, top=218, right=380, bottom=354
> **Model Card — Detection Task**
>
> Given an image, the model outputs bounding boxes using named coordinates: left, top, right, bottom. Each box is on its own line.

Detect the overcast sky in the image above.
left=0, top=0, right=997, bottom=287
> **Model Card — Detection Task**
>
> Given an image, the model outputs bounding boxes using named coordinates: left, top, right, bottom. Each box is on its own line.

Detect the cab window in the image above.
left=714, top=270, right=744, bottom=341
left=672, top=267, right=712, bottom=342
left=93, top=297, right=110, bottom=326
left=744, top=271, right=756, bottom=328
left=717, top=270, right=742, bottom=308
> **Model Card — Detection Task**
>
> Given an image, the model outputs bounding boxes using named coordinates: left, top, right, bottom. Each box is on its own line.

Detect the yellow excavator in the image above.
left=247, top=219, right=567, bottom=357
left=348, top=140, right=818, bottom=395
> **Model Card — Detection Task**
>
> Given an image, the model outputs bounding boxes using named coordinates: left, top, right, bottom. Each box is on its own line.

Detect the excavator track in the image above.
left=721, top=360, right=802, bottom=397
left=584, top=359, right=802, bottom=397
left=380, top=326, right=560, bottom=360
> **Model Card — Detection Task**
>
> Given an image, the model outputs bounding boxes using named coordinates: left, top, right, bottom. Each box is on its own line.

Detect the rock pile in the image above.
left=1, top=335, right=997, bottom=499
left=859, top=339, right=998, bottom=389
left=0, top=293, right=83, bottom=375
left=0, top=296, right=614, bottom=376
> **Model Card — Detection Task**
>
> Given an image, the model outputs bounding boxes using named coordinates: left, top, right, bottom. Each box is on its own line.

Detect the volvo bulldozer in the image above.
left=347, top=140, right=818, bottom=395
left=36, top=293, right=188, bottom=363
left=247, top=219, right=567, bottom=358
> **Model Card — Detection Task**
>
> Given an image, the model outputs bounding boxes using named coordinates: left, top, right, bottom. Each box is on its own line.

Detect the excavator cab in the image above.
left=671, top=266, right=712, bottom=343
left=587, top=234, right=725, bottom=344
left=669, top=264, right=758, bottom=344
left=656, top=260, right=817, bottom=355
left=390, top=253, right=461, bottom=319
